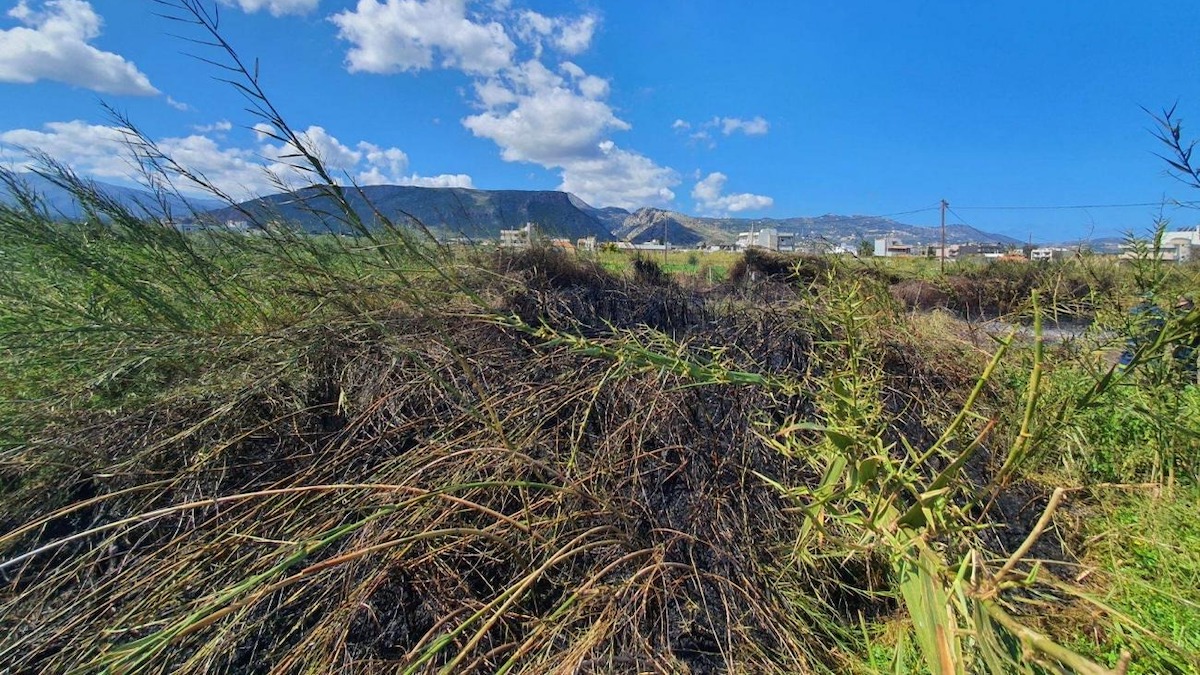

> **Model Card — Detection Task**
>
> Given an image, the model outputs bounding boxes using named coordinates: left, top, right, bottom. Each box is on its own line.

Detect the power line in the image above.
left=874, top=204, right=943, bottom=218
left=803, top=199, right=1192, bottom=222
left=955, top=200, right=1200, bottom=211
left=945, top=206, right=973, bottom=229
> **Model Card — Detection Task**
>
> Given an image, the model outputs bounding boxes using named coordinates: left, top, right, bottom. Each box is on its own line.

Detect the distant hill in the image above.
left=4, top=173, right=1026, bottom=247
left=614, top=209, right=715, bottom=246
left=1043, top=236, right=1125, bottom=254
left=608, top=208, right=1022, bottom=248
left=210, top=187, right=1020, bottom=247
left=207, top=185, right=615, bottom=241
left=566, top=194, right=630, bottom=233
left=1, top=172, right=223, bottom=219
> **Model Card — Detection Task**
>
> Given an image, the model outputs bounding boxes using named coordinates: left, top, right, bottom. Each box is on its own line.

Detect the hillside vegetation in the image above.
left=207, top=184, right=617, bottom=242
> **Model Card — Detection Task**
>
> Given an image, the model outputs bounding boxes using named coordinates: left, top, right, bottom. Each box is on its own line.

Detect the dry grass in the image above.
left=0, top=254, right=910, bottom=673
left=3, top=6, right=1197, bottom=668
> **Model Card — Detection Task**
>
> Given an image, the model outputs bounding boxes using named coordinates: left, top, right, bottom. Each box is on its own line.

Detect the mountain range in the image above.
left=0, top=172, right=222, bottom=219
left=3, top=175, right=1022, bottom=247
left=205, top=185, right=617, bottom=242
left=208, top=185, right=1021, bottom=247
left=601, top=208, right=1020, bottom=247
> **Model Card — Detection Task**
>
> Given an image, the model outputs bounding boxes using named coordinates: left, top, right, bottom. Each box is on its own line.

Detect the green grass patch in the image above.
left=1070, top=488, right=1200, bottom=673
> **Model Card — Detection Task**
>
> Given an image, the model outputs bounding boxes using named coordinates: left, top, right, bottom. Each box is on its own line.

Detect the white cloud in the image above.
left=165, top=95, right=191, bottom=111
left=153, top=134, right=277, bottom=197
left=0, top=120, right=472, bottom=200
left=689, top=130, right=715, bottom=150
left=691, top=172, right=773, bottom=214
left=0, top=0, right=157, bottom=95
left=0, top=120, right=135, bottom=177
left=516, top=10, right=552, bottom=39
left=251, top=122, right=277, bottom=142
left=673, top=115, right=770, bottom=148
left=559, top=61, right=584, bottom=78
left=262, top=125, right=363, bottom=175
left=356, top=142, right=408, bottom=184
left=558, top=140, right=676, bottom=210
left=472, top=79, right=516, bottom=108
left=554, top=14, right=596, bottom=54
left=559, top=61, right=608, bottom=99
left=398, top=172, right=473, bottom=188
left=333, top=1, right=665, bottom=208
left=463, top=58, right=674, bottom=208
left=331, top=0, right=516, bottom=75
left=218, top=0, right=320, bottom=16
left=193, top=120, right=234, bottom=134
left=720, top=115, right=770, bottom=136
left=1, top=120, right=284, bottom=198
left=517, top=10, right=597, bottom=56
left=463, top=61, right=628, bottom=165
left=256, top=124, right=474, bottom=189
left=577, top=75, right=608, bottom=100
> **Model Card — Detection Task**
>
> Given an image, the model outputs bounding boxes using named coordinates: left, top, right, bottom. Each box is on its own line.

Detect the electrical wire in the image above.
left=954, top=200, right=1200, bottom=211
left=945, top=206, right=976, bottom=231
left=873, top=204, right=943, bottom=218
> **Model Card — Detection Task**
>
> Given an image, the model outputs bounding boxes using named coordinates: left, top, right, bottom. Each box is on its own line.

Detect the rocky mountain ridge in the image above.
left=3, top=175, right=1025, bottom=246
left=607, top=208, right=1022, bottom=247
left=205, top=185, right=617, bottom=241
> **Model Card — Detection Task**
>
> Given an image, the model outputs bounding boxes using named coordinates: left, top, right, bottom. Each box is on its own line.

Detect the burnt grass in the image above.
left=888, top=259, right=1113, bottom=321
left=0, top=248, right=1054, bottom=674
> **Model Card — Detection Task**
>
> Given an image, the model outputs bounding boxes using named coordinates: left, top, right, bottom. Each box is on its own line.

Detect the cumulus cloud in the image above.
left=464, top=81, right=626, bottom=164
left=673, top=115, right=770, bottom=148
left=473, top=78, right=517, bottom=108
left=554, top=14, right=596, bottom=54
left=720, top=115, right=769, bottom=136
left=397, top=172, right=474, bottom=188
left=333, top=0, right=670, bottom=208
left=691, top=172, right=773, bottom=214
left=331, top=0, right=516, bottom=75
left=0, top=120, right=135, bottom=176
left=558, top=140, right=676, bottom=210
left=0, top=120, right=472, bottom=200
left=218, top=0, right=320, bottom=16
left=560, top=61, right=608, bottom=99
left=192, top=120, right=234, bottom=134
left=462, top=59, right=676, bottom=208
left=0, top=0, right=157, bottom=95
left=253, top=123, right=475, bottom=189
left=517, top=10, right=596, bottom=55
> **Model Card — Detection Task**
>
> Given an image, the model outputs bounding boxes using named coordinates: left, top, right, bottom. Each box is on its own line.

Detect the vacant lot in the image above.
left=1, top=186, right=1198, bottom=673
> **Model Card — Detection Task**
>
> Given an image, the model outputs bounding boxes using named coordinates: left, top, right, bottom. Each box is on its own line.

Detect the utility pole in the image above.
left=940, top=199, right=949, bottom=275
left=663, top=218, right=668, bottom=264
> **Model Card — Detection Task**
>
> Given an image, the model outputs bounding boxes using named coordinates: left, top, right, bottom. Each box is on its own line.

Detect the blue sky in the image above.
left=2, top=0, right=1200, bottom=240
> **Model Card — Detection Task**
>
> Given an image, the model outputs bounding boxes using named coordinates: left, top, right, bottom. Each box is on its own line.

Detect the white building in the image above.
left=499, top=222, right=537, bottom=249
left=631, top=241, right=674, bottom=252
left=874, top=236, right=913, bottom=257
left=1030, top=247, right=1070, bottom=261
left=1120, top=225, right=1200, bottom=262
left=1161, top=226, right=1200, bottom=262
left=736, top=228, right=796, bottom=252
